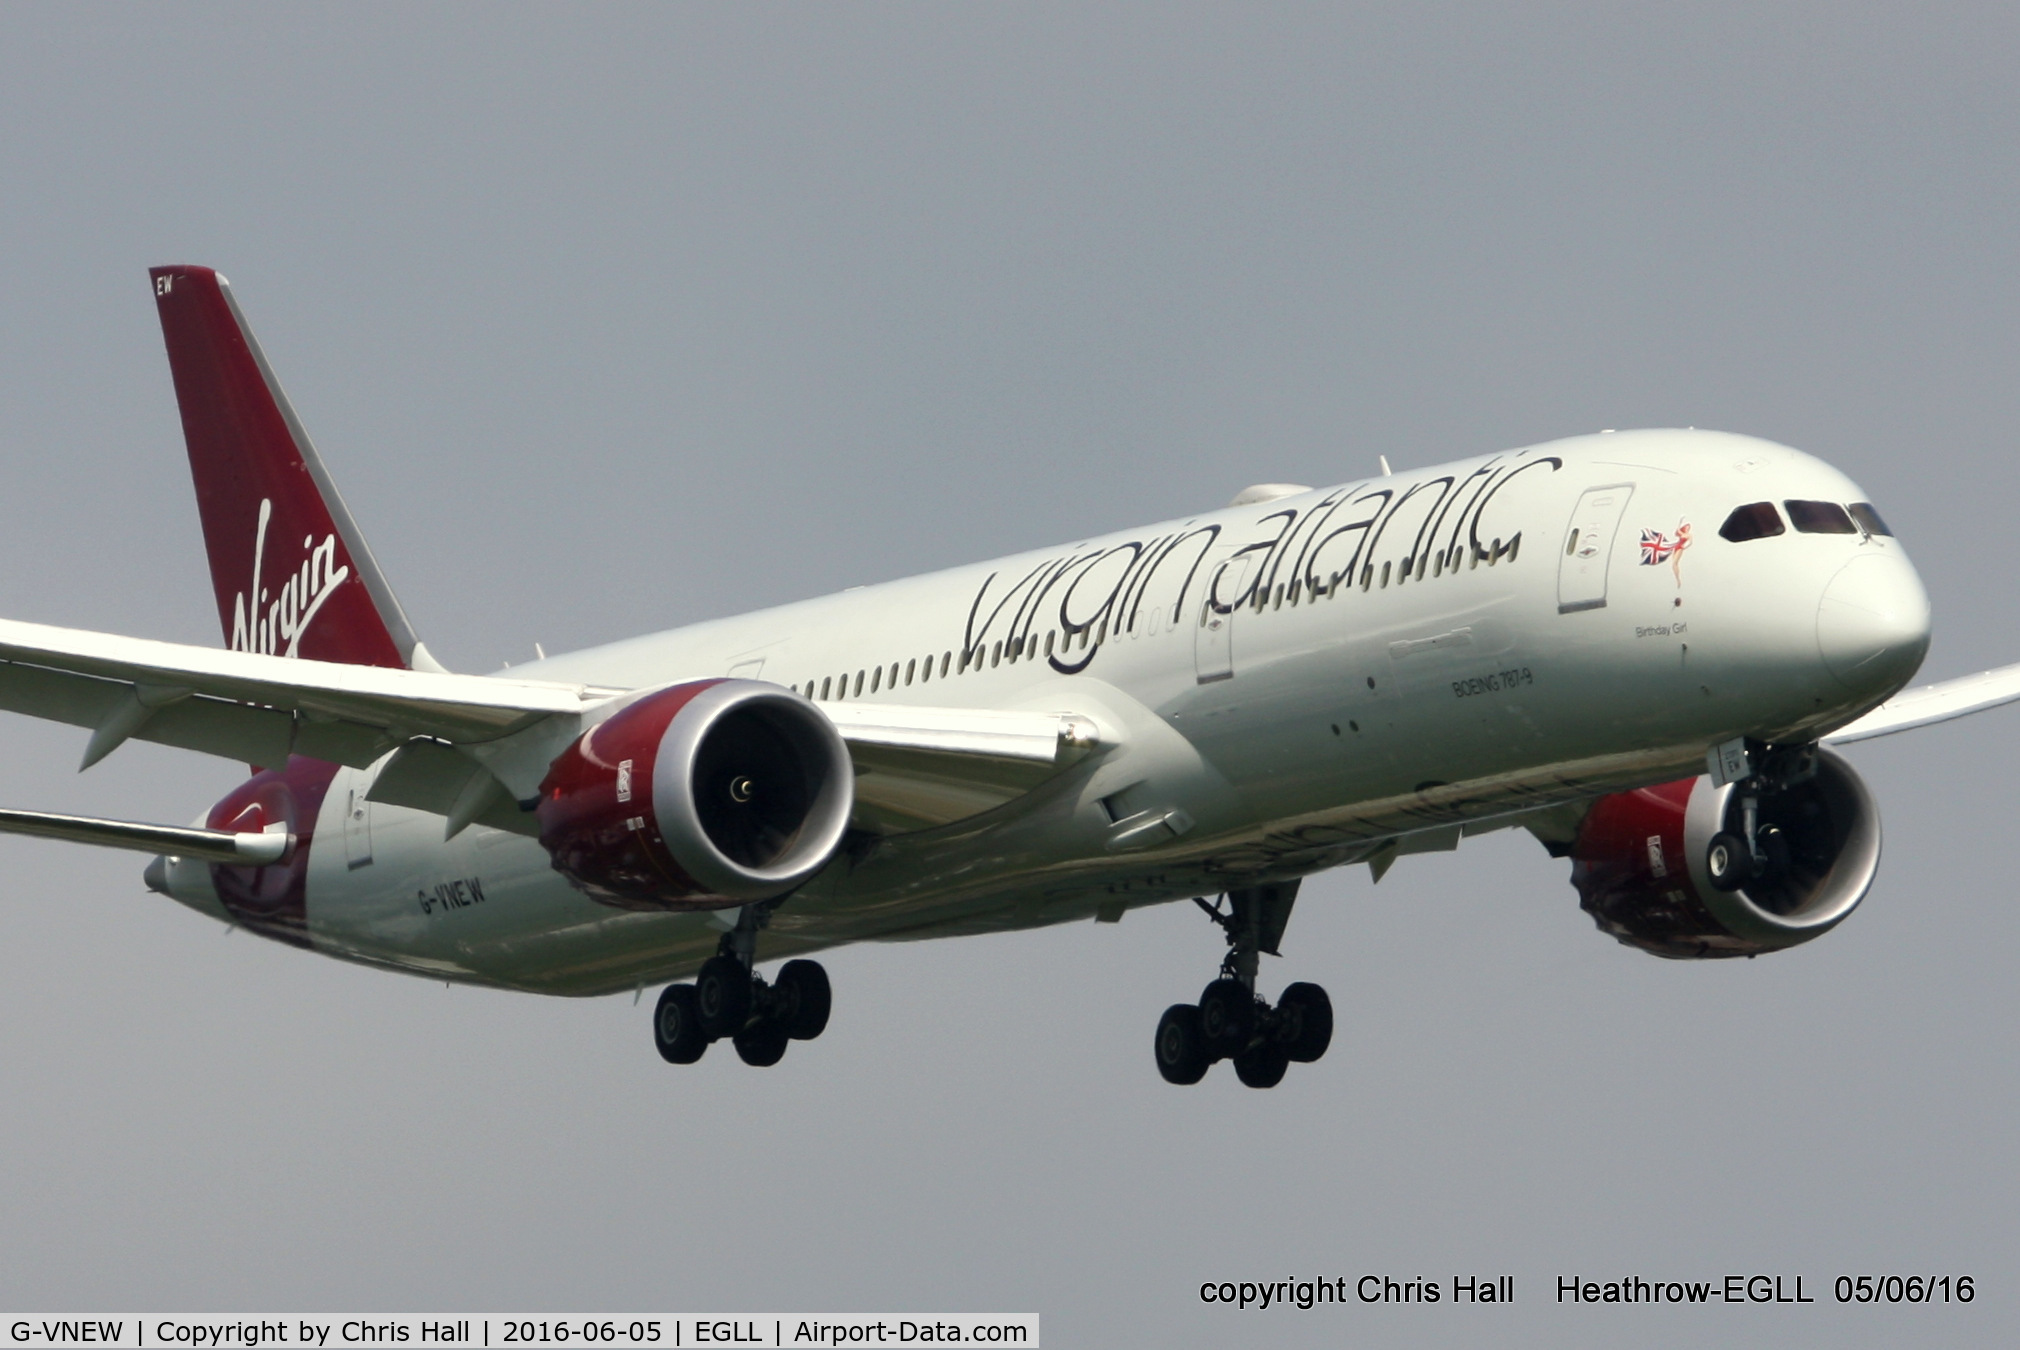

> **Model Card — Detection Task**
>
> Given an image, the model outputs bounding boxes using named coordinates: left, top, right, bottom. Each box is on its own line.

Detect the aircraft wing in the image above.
left=0, top=615, right=606, bottom=773
left=0, top=615, right=1105, bottom=838
left=1824, top=662, right=2020, bottom=745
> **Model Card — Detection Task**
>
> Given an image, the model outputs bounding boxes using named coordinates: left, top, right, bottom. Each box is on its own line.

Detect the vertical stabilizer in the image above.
left=149, top=265, right=442, bottom=671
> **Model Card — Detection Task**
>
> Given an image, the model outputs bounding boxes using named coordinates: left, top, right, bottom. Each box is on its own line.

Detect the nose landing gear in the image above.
left=1705, top=742, right=1813, bottom=893
left=1154, top=882, right=1332, bottom=1088
left=652, top=902, right=831, bottom=1066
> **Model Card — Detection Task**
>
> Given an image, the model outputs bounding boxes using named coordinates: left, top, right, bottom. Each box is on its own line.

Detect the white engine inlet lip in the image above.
left=651, top=679, right=855, bottom=902
left=1682, top=747, right=1881, bottom=947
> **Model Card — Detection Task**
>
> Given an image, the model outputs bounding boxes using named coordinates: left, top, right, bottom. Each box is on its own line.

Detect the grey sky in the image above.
left=0, top=5, right=2015, bottom=1345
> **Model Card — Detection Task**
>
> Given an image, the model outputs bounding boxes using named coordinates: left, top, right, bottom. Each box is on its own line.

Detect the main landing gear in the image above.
left=652, top=903, right=831, bottom=1066
left=1154, top=881, right=1332, bottom=1089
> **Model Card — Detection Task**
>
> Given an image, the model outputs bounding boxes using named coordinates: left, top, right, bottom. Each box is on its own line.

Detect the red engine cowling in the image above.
left=1571, top=748, right=1881, bottom=959
left=536, top=679, right=854, bottom=912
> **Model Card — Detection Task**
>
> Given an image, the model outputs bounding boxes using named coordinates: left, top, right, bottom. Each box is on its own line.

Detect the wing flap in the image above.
left=820, top=702, right=1095, bottom=763
left=821, top=703, right=1106, bottom=832
left=370, top=739, right=538, bottom=837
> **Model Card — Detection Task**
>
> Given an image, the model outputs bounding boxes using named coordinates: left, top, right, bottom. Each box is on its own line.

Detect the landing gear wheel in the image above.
left=733, top=1019, right=789, bottom=1067
left=1705, top=831, right=1753, bottom=892
left=1197, top=978, right=1256, bottom=1054
left=695, top=955, right=753, bottom=1038
left=1233, top=1041, right=1289, bottom=1089
left=1154, top=1004, right=1211, bottom=1085
left=1276, top=982, right=1333, bottom=1063
left=653, top=984, right=708, bottom=1064
left=773, top=959, right=832, bottom=1040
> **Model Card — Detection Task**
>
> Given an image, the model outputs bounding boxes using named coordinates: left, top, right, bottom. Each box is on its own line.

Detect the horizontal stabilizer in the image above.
left=0, top=806, right=290, bottom=864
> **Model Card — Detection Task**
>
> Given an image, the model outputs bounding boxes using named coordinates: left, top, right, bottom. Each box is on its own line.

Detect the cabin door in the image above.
left=1557, top=484, right=1634, bottom=613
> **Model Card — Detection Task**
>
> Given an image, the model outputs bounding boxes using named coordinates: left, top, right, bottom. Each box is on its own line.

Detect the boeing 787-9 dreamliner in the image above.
left=0, top=266, right=2004, bottom=1088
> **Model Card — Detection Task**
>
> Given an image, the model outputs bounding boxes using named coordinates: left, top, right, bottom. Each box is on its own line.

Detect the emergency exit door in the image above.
left=1195, top=553, right=1254, bottom=683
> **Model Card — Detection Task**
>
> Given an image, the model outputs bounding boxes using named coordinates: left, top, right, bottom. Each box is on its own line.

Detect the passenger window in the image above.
left=941, top=652, right=951, bottom=677
left=1784, top=500, right=1857, bottom=534
left=1718, top=502, right=1785, bottom=542
left=871, top=666, right=881, bottom=693
left=854, top=670, right=865, bottom=696
left=906, top=659, right=916, bottom=686
left=1848, top=502, right=1894, bottom=537
left=820, top=677, right=831, bottom=700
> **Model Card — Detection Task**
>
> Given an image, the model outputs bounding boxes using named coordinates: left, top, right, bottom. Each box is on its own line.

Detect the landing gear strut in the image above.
left=652, top=902, right=831, bottom=1066
left=1154, top=881, right=1332, bottom=1089
left=1705, top=741, right=1813, bottom=893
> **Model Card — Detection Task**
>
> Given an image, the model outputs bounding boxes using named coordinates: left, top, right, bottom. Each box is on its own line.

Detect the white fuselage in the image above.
left=162, top=429, right=1931, bottom=994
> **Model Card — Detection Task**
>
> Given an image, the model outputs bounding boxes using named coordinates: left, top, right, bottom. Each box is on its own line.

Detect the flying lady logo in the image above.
left=1639, top=521, right=1692, bottom=584
left=230, top=499, right=352, bottom=657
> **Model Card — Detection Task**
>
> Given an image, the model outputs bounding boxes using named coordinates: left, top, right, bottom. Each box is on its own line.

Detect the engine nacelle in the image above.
left=1571, top=748, right=1880, bottom=959
left=536, top=679, right=854, bottom=912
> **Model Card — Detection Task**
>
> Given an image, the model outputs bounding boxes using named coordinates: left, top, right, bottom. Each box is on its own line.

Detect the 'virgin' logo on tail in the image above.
left=230, top=499, right=352, bottom=657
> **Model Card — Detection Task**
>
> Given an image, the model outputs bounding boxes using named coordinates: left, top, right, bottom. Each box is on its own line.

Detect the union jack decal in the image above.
left=1640, top=522, right=1692, bottom=582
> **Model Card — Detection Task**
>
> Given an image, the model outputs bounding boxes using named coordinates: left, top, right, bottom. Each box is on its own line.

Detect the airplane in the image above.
left=0, top=263, right=2011, bottom=1089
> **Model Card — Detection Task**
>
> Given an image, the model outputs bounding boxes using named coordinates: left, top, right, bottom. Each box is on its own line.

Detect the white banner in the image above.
left=3, top=1319, right=1038, bottom=1350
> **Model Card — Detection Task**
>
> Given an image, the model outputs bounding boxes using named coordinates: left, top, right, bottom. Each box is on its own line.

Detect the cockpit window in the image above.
left=1848, top=502, right=1894, bottom=537
left=1719, top=501, right=1785, bottom=542
left=1784, top=500, right=1858, bottom=534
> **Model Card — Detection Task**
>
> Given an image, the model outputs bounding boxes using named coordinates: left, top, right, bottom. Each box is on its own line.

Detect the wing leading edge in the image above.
left=1824, top=661, right=2020, bottom=745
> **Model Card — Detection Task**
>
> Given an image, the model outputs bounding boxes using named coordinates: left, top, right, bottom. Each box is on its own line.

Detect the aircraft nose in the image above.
left=1816, top=552, right=1931, bottom=696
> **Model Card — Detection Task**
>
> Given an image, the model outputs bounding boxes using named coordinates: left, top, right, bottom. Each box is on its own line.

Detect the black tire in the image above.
left=1197, top=978, right=1256, bottom=1054
left=653, top=984, right=708, bottom=1064
left=773, top=959, right=832, bottom=1041
left=1154, top=1004, right=1210, bottom=1085
left=733, top=1019, right=789, bottom=1067
left=1233, top=1042, right=1289, bottom=1089
left=1705, top=831, right=1752, bottom=892
left=695, top=955, right=753, bottom=1038
left=1276, top=982, right=1334, bottom=1064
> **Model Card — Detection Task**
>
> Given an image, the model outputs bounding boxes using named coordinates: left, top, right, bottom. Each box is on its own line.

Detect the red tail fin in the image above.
left=150, top=266, right=438, bottom=671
